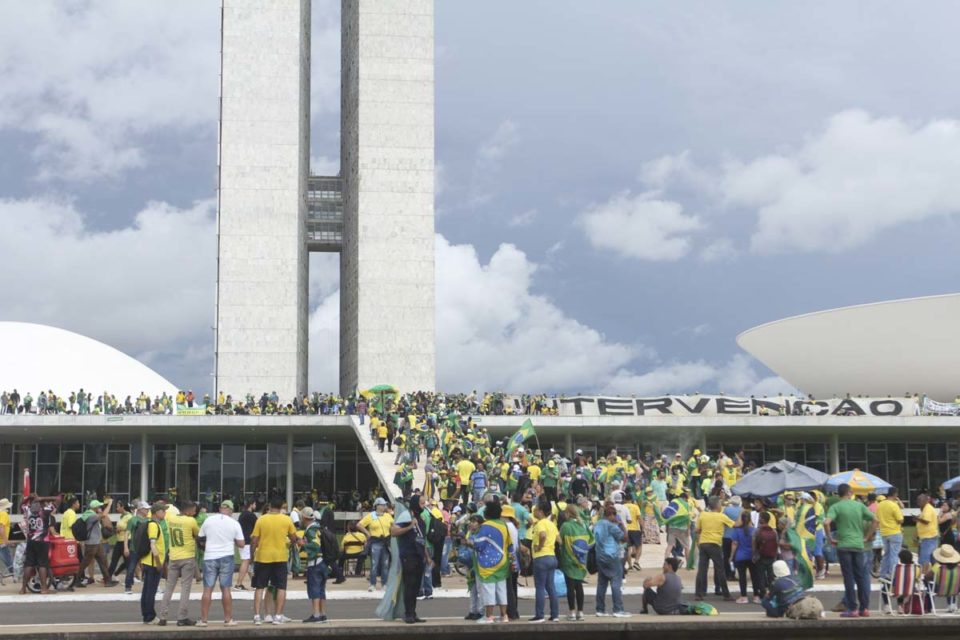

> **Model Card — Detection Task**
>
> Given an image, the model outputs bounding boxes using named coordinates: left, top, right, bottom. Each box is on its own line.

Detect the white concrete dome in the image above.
left=0, top=321, right=177, bottom=400
left=737, top=293, right=960, bottom=402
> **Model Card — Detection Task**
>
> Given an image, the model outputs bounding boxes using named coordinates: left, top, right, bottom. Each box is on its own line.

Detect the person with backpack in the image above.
left=315, top=502, right=345, bottom=584
left=140, top=503, right=168, bottom=624
left=419, top=499, right=446, bottom=597
left=123, top=502, right=149, bottom=594
left=75, top=498, right=118, bottom=588
left=300, top=507, right=334, bottom=623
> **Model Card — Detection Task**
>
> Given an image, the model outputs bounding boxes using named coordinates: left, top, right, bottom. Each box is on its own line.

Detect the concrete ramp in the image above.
left=349, top=416, right=426, bottom=502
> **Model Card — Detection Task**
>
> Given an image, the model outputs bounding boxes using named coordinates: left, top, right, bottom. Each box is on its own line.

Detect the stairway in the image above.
left=349, top=415, right=426, bottom=502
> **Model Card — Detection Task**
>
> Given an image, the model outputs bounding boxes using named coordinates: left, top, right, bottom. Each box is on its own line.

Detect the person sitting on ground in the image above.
left=761, top=560, right=823, bottom=619
left=641, top=557, right=683, bottom=615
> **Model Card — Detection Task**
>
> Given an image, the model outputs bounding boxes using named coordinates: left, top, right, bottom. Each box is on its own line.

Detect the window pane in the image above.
left=37, top=444, right=59, bottom=464
left=107, top=450, right=130, bottom=496
left=928, top=443, right=948, bottom=462
left=268, top=443, right=286, bottom=464
left=153, top=446, right=176, bottom=499
left=245, top=448, right=266, bottom=500
left=84, top=444, right=106, bottom=464
left=84, top=464, right=106, bottom=499
left=61, top=451, right=83, bottom=497
left=36, top=464, right=60, bottom=496
left=222, top=463, right=243, bottom=505
left=0, top=464, right=12, bottom=504
left=887, top=443, right=906, bottom=461
left=177, top=444, right=199, bottom=464
left=293, top=447, right=311, bottom=495
left=223, top=445, right=244, bottom=464
left=177, top=464, right=198, bottom=502
left=199, top=447, right=222, bottom=497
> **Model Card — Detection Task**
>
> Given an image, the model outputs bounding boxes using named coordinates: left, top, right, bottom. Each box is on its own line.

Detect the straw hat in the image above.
left=0, top=498, right=11, bottom=511
left=933, top=544, right=960, bottom=564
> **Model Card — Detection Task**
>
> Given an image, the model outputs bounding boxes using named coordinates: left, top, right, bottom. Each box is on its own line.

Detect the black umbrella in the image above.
left=732, top=459, right=830, bottom=498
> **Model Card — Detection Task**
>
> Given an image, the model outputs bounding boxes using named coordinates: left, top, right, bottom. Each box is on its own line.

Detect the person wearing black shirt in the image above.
left=391, top=495, right=429, bottom=624
left=235, top=502, right=258, bottom=590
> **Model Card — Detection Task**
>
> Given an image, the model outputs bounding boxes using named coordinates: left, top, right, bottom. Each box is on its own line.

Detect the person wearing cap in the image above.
left=824, top=483, right=876, bottom=618
left=0, top=498, right=12, bottom=578
left=686, top=450, right=703, bottom=500
left=159, top=500, right=199, bottom=626
left=123, top=502, right=150, bottom=594
left=760, top=560, right=823, bottom=619
left=925, top=544, right=960, bottom=612
left=298, top=507, right=330, bottom=623
left=76, top=497, right=118, bottom=588
left=358, top=497, right=394, bottom=592
left=197, top=500, right=244, bottom=626
left=140, top=502, right=169, bottom=624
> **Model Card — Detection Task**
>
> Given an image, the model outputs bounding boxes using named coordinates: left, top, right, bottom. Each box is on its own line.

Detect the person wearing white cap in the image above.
left=0, top=498, right=12, bottom=578
left=358, top=497, right=393, bottom=592
left=197, top=500, right=244, bottom=626
left=760, top=560, right=823, bottom=619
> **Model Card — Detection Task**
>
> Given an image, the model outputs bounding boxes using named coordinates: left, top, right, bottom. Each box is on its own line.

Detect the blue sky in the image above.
left=1, top=1, right=958, bottom=396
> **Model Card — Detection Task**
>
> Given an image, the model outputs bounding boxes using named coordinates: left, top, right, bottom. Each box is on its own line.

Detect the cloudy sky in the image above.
left=1, top=1, right=958, bottom=397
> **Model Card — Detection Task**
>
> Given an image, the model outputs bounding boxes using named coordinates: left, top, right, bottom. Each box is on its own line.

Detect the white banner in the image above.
left=558, top=395, right=921, bottom=417
left=922, top=396, right=960, bottom=416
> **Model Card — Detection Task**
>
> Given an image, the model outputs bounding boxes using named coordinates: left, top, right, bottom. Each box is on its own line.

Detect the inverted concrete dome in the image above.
left=737, top=293, right=960, bottom=402
left=0, top=321, right=177, bottom=399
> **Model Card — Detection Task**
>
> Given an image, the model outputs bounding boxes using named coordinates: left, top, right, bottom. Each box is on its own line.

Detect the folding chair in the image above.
left=878, top=563, right=921, bottom=615
left=929, top=564, right=960, bottom=615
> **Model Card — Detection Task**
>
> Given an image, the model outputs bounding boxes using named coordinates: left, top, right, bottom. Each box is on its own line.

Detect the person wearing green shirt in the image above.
left=542, top=462, right=559, bottom=502
left=123, top=502, right=149, bottom=594
left=824, top=484, right=876, bottom=618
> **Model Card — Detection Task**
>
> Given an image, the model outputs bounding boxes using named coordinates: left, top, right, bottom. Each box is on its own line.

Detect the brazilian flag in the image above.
left=559, top=518, right=591, bottom=580
left=506, top=419, right=536, bottom=456
left=662, top=498, right=690, bottom=528
left=785, top=527, right=815, bottom=589
left=474, top=519, right=512, bottom=582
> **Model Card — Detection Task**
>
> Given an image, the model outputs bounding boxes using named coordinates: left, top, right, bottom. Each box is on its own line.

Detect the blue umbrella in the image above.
left=943, top=476, right=960, bottom=492
left=732, top=460, right=830, bottom=498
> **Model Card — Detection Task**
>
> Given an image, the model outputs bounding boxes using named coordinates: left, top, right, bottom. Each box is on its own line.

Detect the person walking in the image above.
left=695, top=496, right=736, bottom=601
left=391, top=495, right=429, bottom=624
left=250, top=498, right=298, bottom=625
left=122, top=502, right=149, bottom=594
left=358, top=497, right=393, bottom=592
left=76, top=498, right=118, bottom=588
left=530, top=499, right=560, bottom=622
left=107, top=501, right=132, bottom=581
left=593, top=502, right=630, bottom=618
left=752, top=511, right=779, bottom=595
left=159, top=501, right=199, bottom=627
left=197, top=500, right=244, bottom=627
left=140, top=503, right=168, bottom=624
left=824, top=483, right=876, bottom=618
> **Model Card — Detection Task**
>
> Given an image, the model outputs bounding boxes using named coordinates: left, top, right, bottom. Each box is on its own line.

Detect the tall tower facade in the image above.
left=339, top=0, right=436, bottom=394
left=215, top=0, right=311, bottom=400
left=216, top=0, right=436, bottom=400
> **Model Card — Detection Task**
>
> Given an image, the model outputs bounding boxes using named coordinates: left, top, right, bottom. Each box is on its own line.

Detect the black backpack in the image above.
left=131, top=520, right=151, bottom=558
left=71, top=516, right=89, bottom=542
left=317, top=525, right=339, bottom=562
left=425, top=513, right=446, bottom=547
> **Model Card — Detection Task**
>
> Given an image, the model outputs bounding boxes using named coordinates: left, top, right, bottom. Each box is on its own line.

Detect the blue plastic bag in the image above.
left=554, top=569, right=567, bottom=597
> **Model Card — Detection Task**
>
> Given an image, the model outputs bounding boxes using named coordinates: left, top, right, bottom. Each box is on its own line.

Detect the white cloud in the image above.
left=508, top=208, right=538, bottom=227
left=640, top=151, right=716, bottom=194
left=604, top=355, right=793, bottom=398
left=722, top=109, right=960, bottom=253
left=0, top=1, right=220, bottom=181
left=308, top=290, right=341, bottom=394
left=0, top=196, right=216, bottom=386
left=468, top=120, right=520, bottom=207
left=310, top=155, right=339, bottom=176
left=578, top=191, right=704, bottom=261
left=478, top=120, right=519, bottom=163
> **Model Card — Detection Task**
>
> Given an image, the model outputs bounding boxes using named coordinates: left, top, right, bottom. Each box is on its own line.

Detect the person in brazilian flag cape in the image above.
left=661, top=492, right=693, bottom=561
left=779, top=515, right=815, bottom=589
left=796, top=492, right=826, bottom=580
left=506, top=419, right=536, bottom=457
left=463, top=500, right=514, bottom=622
left=559, top=503, right=592, bottom=620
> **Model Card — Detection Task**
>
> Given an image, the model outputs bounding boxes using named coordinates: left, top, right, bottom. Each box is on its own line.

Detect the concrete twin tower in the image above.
left=214, top=0, right=436, bottom=400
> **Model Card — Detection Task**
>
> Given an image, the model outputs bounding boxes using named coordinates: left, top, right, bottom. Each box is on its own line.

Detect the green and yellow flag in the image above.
left=506, top=419, right=536, bottom=456
left=785, top=527, right=815, bottom=589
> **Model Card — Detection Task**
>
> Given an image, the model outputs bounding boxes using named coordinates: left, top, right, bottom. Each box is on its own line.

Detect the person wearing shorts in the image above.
left=300, top=508, right=329, bottom=623
left=20, top=497, right=56, bottom=595
left=198, top=501, right=244, bottom=627
left=250, top=498, right=297, bottom=625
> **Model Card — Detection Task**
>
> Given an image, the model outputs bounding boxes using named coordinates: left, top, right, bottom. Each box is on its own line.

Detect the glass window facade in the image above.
left=0, top=441, right=376, bottom=510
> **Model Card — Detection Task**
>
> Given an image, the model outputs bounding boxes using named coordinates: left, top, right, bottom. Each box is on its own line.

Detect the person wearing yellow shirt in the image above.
left=250, top=498, right=298, bottom=624
left=530, top=501, right=559, bottom=621
left=160, top=501, right=200, bottom=626
left=916, top=493, right=940, bottom=573
left=376, top=421, right=389, bottom=452
left=60, top=496, right=80, bottom=539
left=357, top=497, right=394, bottom=591
left=140, top=503, right=168, bottom=624
left=338, top=523, right=368, bottom=577
left=625, top=498, right=643, bottom=571
left=456, top=456, right=475, bottom=504
left=527, top=462, right=542, bottom=483
left=0, top=498, right=12, bottom=577
left=876, top=487, right=904, bottom=581
left=695, top=496, right=737, bottom=600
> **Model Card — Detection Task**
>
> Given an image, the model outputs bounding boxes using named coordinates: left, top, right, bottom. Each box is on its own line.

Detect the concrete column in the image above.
left=829, top=433, right=840, bottom=474
left=286, top=432, right=294, bottom=508
left=140, top=432, right=149, bottom=501
left=700, top=432, right=708, bottom=453
left=565, top=433, right=573, bottom=457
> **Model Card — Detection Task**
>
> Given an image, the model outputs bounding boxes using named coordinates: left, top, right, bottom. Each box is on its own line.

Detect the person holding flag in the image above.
left=506, top=419, right=536, bottom=457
